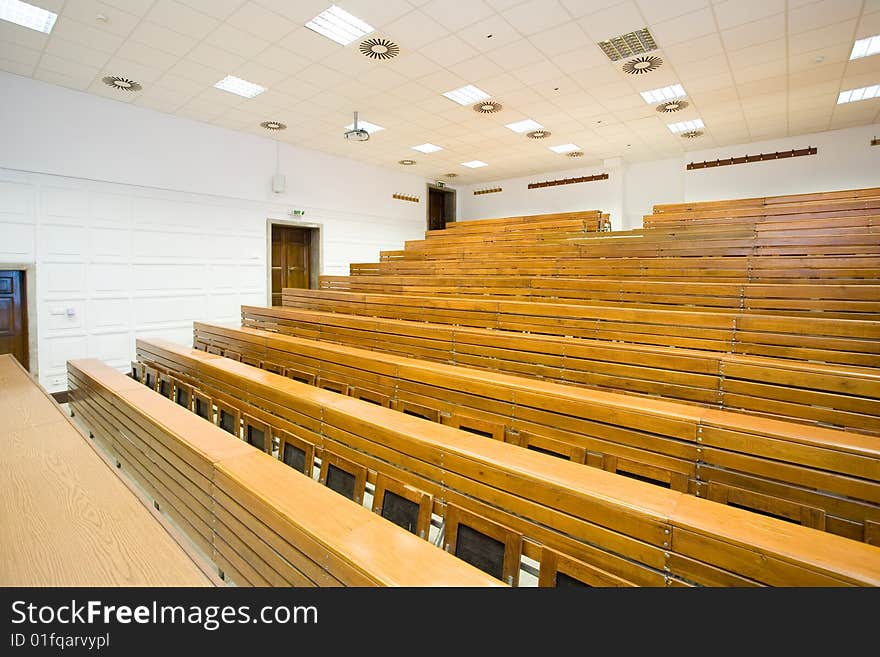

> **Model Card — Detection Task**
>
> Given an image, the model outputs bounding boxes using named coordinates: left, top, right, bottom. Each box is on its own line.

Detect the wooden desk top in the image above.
left=0, top=355, right=214, bottom=586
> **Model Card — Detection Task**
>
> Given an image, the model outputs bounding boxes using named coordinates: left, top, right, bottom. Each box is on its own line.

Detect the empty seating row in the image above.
left=0, top=354, right=212, bottom=586
left=240, top=305, right=880, bottom=434
left=131, top=338, right=880, bottom=586
left=652, top=187, right=880, bottom=214
left=279, top=289, right=880, bottom=367
left=319, top=276, right=880, bottom=319
left=192, top=321, right=880, bottom=544
left=67, top=358, right=500, bottom=587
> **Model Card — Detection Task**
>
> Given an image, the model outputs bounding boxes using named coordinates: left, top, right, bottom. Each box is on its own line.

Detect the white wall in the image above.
left=460, top=123, right=880, bottom=229
left=0, top=72, right=430, bottom=391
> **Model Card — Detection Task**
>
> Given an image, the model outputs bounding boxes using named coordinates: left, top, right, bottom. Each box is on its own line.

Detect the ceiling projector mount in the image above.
left=344, top=111, right=370, bottom=142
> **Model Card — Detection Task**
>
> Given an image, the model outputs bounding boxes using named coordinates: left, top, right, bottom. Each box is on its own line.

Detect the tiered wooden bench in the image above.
left=0, top=354, right=213, bottom=586
left=67, top=358, right=501, bottom=587
left=127, top=339, right=880, bottom=586
left=192, top=321, right=880, bottom=544
left=278, top=289, right=880, bottom=368
left=240, top=305, right=880, bottom=434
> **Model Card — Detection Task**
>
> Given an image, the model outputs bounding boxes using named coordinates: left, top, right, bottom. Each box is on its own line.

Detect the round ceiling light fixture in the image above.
left=681, top=130, right=703, bottom=139
left=444, top=172, right=458, bottom=178
left=566, top=151, right=584, bottom=158
left=622, top=55, right=663, bottom=75
left=656, top=99, right=688, bottom=113
left=260, top=120, right=287, bottom=131
left=359, top=37, right=400, bottom=60
left=102, top=76, right=142, bottom=92
left=399, top=159, right=416, bottom=165
left=526, top=130, right=551, bottom=139
left=473, top=100, right=502, bottom=114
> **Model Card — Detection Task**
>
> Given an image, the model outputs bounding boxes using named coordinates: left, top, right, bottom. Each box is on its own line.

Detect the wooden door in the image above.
left=428, top=188, right=446, bottom=231
left=0, top=270, right=28, bottom=370
left=271, top=226, right=311, bottom=305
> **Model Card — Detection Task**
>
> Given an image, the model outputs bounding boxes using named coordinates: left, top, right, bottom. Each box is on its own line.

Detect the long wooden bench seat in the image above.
left=129, top=339, right=880, bottom=586
left=428, top=210, right=605, bottom=236
left=0, top=354, right=213, bottom=586
left=241, top=305, right=880, bottom=434
left=279, top=289, right=880, bottom=367
left=67, top=358, right=501, bottom=587
left=645, top=198, right=880, bottom=228
left=652, top=187, right=880, bottom=214
left=350, top=254, right=880, bottom=283
left=320, top=276, right=880, bottom=319
left=191, top=321, right=880, bottom=544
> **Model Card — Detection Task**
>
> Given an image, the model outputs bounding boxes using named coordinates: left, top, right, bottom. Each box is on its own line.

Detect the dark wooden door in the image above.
left=0, top=270, right=28, bottom=370
left=271, top=226, right=311, bottom=305
left=428, top=188, right=446, bottom=231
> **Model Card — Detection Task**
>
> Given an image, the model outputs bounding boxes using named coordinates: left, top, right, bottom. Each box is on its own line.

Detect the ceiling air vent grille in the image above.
left=623, top=55, right=663, bottom=74
left=598, top=28, right=657, bottom=62
left=656, top=100, right=688, bottom=113
left=360, top=37, right=400, bottom=60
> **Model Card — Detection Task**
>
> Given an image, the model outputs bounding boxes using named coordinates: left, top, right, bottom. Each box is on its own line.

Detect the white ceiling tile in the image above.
left=355, top=65, right=409, bottom=91
left=674, top=54, right=730, bottom=80
left=721, top=13, right=785, bottom=51
left=420, top=0, right=494, bottom=32
left=447, top=54, right=504, bottom=81
left=43, top=37, right=112, bottom=69
left=788, top=20, right=858, bottom=55
left=857, top=11, right=880, bottom=38
left=102, top=56, right=166, bottom=84
left=0, top=21, right=49, bottom=51
left=528, top=21, right=590, bottom=57
left=0, top=57, right=36, bottom=77
left=788, top=43, right=851, bottom=73
left=175, top=0, right=245, bottom=21
left=279, top=27, right=350, bottom=61
left=788, top=0, right=863, bottom=34
left=456, top=15, right=523, bottom=52
left=61, top=0, right=143, bottom=36
left=713, top=0, right=784, bottom=30
left=129, top=21, right=198, bottom=57
left=340, top=0, right=415, bottom=29
left=512, top=59, right=564, bottom=86
left=383, top=10, right=450, bottom=49
left=168, top=57, right=226, bottom=84
left=727, top=39, right=786, bottom=70
left=225, top=2, right=297, bottom=41
left=249, top=44, right=311, bottom=75
left=661, top=33, right=724, bottom=64
left=385, top=51, right=441, bottom=79
left=294, top=63, right=351, bottom=89
left=0, top=40, right=41, bottom=66
left=250, top=0, right=329, bottom=23
left=33, top=67, right=94, bottom=90
left=685, top=70, right=736, bottom=93
left=486, top=39, right=546, bottom=69
left=551, top=45, right=610, bottom=74
left=503, top=0, right=572, bottom=37
left=231, top=61, right=290, bottom=86
left=649, top=8, right=717, bottom=46
left=187, top=42, right=246, bottom=72
left=204, top=24, right=270, bottom=59
left=636, top=0, right=708, bottom=24
left=134, top=95, right=185, bottom=113
left=146, top=0, right=222, bottom=39
left=420, top=33, right=479, bottom=66
left=101, top=0, right=155, bottom=15
left=38, top=53, right=100, bottom=80
left=50, top=16, right=126, bottom=52
left=114, top=39, right=179, bottom=71
left=731, top=58, right=787, bottom=84
left=579, top=1, right=646, bottom=42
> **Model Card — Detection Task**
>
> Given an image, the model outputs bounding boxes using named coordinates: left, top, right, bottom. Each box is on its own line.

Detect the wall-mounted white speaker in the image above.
left=272, top=173, right=286, bottom=194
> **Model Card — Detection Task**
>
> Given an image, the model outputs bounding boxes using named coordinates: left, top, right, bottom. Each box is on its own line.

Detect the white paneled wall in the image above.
left=0, top=168, right=423, bottom=392
left=0, top=73, right=429, bottom=392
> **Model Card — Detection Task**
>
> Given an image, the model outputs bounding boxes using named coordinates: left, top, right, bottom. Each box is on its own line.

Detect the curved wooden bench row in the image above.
left=191, top=321, right=880, bottom=544
left=319, top=276, right=880, bottom=320
left=279, top=289, right=880, bottom=367
left=0, top=354, right=212, bottom=587
left=67, top=358, right=500, bottom=587
left=349, top=255, right=880, bottom=283
left=645, top=198, right=880, bottom=228
left=431, top=210, right=605, bottom=235
left=132, top=339, right=880, bottom=587
left=241, top=305, right=880, bottom=434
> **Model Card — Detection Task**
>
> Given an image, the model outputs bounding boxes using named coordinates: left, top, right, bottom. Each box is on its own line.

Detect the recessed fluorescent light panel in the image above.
left=443, top=84, right=491, bottom=105
left=412, top=143, right=443, bottom=153
left=305, top=5, right=374, bottom=46
left=214, top=75, right=266, bottom=98
left=345, top=119, right=384, bottom=133
left=640, top=83, right=685, bottom=104
left=850, top=35, right=880, bottom=60
left=549, top=143, right=580, bottom=154
left=505, top=119, right=544, bottom=133
left=0, top=0, right=57, bottom=34
left=667, top=118, right=704, bottom=133
left=837, top=85, right=879, bottom=104
left=461, top=160, right=488, bottom=168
